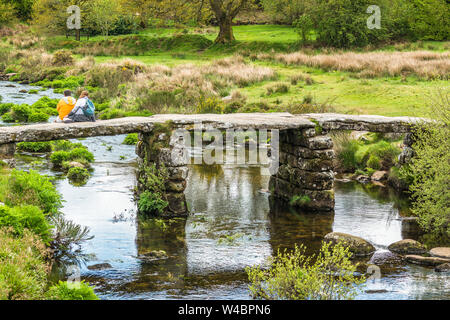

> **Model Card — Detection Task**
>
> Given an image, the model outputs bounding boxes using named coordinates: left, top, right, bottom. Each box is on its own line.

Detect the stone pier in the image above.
left=269, top=127, right=335, bottom=211
left=136, top=126, right=190, bottom=217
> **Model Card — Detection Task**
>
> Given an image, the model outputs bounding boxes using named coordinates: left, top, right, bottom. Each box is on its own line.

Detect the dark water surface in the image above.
left=2, top=81, right=449, bottom=300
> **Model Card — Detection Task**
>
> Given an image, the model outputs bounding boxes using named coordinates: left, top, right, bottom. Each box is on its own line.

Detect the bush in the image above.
left=122, top=133, right=138, bottom=145
left=28, top=112, right=49, bottom=123
left=196, top=96, right=223, bottom=114
left=366, top=155, right=382, bottom=170
left=137, top=164, right=169, bottom=216
left=0, top=103, right=13, bottom=115
left=46, top=281, right=98, bottom=300
left=17, top=142, right=52, bottom=153
left=0, top=228, right=50, bottom=300
left=67, top=167, right=90, bottom=186
left=11, top=104, right=32, bottom=122
left=0, top=205, right=53, bottom=243
left=405, top=92, right=450, bottom=236
left=357, top=140, right=401, bottom=169
left=50, top=147, right=94, bottom=167
left=246, top=241, right=364, bottom=300
left=0, top=169, right=62, bottom=216
left=52, top=50, right=74, bottom=66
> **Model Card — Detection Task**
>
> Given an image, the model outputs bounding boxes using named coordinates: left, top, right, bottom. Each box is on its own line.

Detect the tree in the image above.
left=0, top=0, right=16, bottom=26
left=261, top=0, right=311, bottom=25
left=3, top=0, right=35, bottom=21
left=208, top=0, right=249, bottom=43
left=88, top=0, right=120, bottom=38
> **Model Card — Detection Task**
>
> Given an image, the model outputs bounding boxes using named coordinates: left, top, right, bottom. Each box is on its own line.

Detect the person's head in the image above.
left=63, top=90, right=72, bottom=97
left=79, top=90, right=89, bottom=99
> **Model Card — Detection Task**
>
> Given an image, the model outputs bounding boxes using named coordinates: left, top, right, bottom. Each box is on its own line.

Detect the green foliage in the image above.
left=196, top=96, right=224, bottom=114
left=50, top=147, right=94, bottom=167
left=17, top=141, right=52, bottom=153
left=337, top=140, right=360, bottom=172
left=122, top=133, right=139, bottom=145
left=0, top=205, right=53, bottom=243
left=246, top=241, right=364, bottom=300
left=67, top=167, right=90, bottom=186
left=28, top=112, right=50, bottom=123
left=356, top=140, right=401, bottom=169
left=290, top=194, right=311, bottom=207
left=294, top=14, right=314, bottom=42
left=405, top=92, right=450, bottom=236
left=137, top=163, right=169, bottom=216
left=0, top=103, right=13, bottom=115
left=46, top=281, right=99, bottom=300
left=366, top=155, right=382, bottom=170
left=49, top=215, right=93, bottom=253
left=0, top=169, right=62, bottom=216
left=51, top=50, right=74, bottom=66
left=0, top=228, right=49, bottom=300
left=265, top=83, right=290, bottom=96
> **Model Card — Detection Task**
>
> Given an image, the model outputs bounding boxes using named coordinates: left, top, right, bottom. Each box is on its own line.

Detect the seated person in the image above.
left=56, top=90, right=76, bottom=122
left=65, top=90, right=96, bottom=123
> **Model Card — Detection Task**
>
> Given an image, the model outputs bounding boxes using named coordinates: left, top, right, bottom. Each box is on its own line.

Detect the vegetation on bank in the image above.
left=246, top=241, right=365, bottom=300
left=0, top=167, right=97, bottom=300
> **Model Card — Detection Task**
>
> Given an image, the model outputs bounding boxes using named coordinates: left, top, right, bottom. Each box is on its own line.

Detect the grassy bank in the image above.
left=1, top=25, right=449, bottom=117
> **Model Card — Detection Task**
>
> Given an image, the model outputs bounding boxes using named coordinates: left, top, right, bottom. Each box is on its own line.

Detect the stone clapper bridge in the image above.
left=0, top=113, right=420, bottom=217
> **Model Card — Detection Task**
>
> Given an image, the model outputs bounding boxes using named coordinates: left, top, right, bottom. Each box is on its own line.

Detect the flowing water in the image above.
left=2, top=81, right=449, bottom=300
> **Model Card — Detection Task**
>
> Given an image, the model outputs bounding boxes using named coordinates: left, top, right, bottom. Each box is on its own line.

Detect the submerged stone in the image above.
left=87, top=263, right=112, bottom=270
left=434, top=263, right=450, bottom=273
left=388, top=239, right=427, bottom=255
left=324, top=232, right=375, bottom=257
left=405, top=255, right=449, bottom=266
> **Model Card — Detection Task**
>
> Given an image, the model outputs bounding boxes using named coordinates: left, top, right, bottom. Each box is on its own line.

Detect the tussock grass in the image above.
left=273, top=51, right=450, bottom=79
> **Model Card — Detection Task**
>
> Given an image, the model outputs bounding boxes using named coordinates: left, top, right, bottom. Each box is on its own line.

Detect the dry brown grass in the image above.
left=274, top=51, right=450, bottom=79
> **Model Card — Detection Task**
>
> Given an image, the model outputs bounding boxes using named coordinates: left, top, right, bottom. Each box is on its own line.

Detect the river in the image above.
left=1, top=81, right=449, bottom=300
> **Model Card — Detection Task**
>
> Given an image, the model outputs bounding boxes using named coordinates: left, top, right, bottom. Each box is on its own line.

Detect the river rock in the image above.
left=87, top=263, right=112, bottom=270
left=405, top=255, right=449, bottom=266
left=19, top=89, right=27, bottom=93
left=371, top=170, right=388, bottom=182
left=67, top=161, right=85, bottom=169
left=356, top=175, right=370, bottom=183
left=5, top=84, right=15, bottom=88
left=139, top=250, right=168, bottom=262
left=434, top=263, right=450, bottom=273
left=324, top=232, right=375, bottom=257
left=388, top=239, right=427, bottom=255
left=429, top=247, right=450, bottom=260
left=369, top=251, right=404, bottom=266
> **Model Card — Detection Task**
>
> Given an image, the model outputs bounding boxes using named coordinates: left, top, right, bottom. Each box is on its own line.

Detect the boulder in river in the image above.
left=19, top=89, right=27, bottom=93
left=429, top=247, right=450, bottom=260
left=87, top=263, right=112, bottom=270
left=139, top=250, right=168, bottom=262
left=434, top=263, right=450, bottom=273
left=67, top=161, right=86, bottom=169
left=371, top=171, right=388, bottom=182
left=405, top=255, right=449, bottom=266
left=324, top=232, right=375, bottom=257
left=369, top=251, right=404, bottom=266
left=388, top=239, right=427, bottom=255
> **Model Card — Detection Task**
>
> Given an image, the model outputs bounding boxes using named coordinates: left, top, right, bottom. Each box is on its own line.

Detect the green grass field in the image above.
left=8, top=25, right=450, bottom=117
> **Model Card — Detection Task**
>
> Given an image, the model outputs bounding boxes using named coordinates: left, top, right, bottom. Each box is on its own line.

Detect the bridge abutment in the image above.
left=269, top=128, right=335, bottom=211
left=136, top=127, right=189, bottom=217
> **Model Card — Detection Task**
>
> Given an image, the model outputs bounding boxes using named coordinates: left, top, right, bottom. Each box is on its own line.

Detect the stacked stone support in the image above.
left=136, top=128, right=189, bottom=217
left=269, top=128, right=335, bottom=211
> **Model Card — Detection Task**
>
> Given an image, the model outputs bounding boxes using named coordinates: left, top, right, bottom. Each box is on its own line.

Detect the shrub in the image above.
left=122, top=133, right=138, bottom=145
left=246, top=241, right=364, bottom=300
left=0, top=169, right=62, bottom=216
left=405, top=91, right=450, bottom=236
left=137, top=164, right=169, bottom=216
left=52, top=50, right=74, bottom=66
left=357, top=140, right=401, bottom=169
left=67, top=167, right=90, bottom=186
left=50, top=147, right=94, bottom=167
left=17, top=142, right=52, bottom=153
left=11, top=104, right=32, bottom=122
left=0, top=103, right=13, bottom=115
left=196, top=96, right=223, bottom=114
left=51, top=140, right=83, bottom=152
left=50, top=151, right=71, bottom=167
left=0, top=205, right=53, bottom=243
left=366, top=155, right=382, bottom=170
left=46, top=281, right=98, bottom=300
left=0, top=228, right=50, bottom=300
left=28, top=112, right=49, bottom=123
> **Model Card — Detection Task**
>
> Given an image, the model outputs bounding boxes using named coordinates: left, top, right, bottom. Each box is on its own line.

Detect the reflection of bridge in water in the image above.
left=0, top=112, right=421, bottom=216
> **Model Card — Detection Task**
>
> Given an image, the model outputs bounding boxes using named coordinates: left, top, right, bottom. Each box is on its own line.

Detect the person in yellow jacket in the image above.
left=56, top=90, right=76, bottom=121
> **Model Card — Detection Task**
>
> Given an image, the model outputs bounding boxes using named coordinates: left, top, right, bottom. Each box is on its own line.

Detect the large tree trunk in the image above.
left=215, top=17, right=235, bottom=44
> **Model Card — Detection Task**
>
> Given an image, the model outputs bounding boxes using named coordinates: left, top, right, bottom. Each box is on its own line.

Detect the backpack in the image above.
left=82, top=98, right=95, bottom=117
